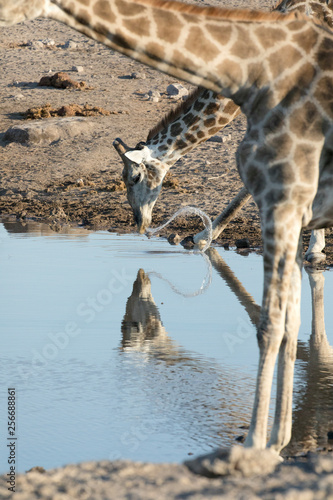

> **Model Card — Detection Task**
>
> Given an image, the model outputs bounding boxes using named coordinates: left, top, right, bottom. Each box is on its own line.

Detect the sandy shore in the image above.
left=0, top=452, right=333, bottom=499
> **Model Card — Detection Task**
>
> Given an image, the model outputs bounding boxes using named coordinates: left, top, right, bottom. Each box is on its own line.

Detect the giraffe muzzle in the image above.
left=113, top=137, right=130, bottom=157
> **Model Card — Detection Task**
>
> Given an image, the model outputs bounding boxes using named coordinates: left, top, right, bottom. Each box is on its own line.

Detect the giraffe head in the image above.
left=113, top=138, right=168, bottom=233
left=275, top=0, right=333, bottom=28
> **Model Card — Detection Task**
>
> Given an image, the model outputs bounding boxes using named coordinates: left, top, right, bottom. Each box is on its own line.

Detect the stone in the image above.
left=185, top=446, right=281, bottom=478
left=235, top=238, right=250, bottom=249
left=63, top=40, right=78, bottom=49
left=72, top=65, right=84, bottom=73
left=208, top=135, right=223, bottom=143
left=131, top=72, right=146, bottom=79
left=147, top=90, right=160, bottom=102
left=167, top=233, right=181, bottom=245
left=166, top=83, right=189, bottom=98
left=4, top=117, right=94, bottom=145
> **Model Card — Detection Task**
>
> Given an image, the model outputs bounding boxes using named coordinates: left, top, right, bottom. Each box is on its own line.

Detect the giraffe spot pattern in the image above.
left=230, top=26, right=261, bottom=59
left=115, top=0, right=146, bottom=16
left=144, top=41, right=166, bottom=62
left=289, top=101, right=323, bottom=139
left=268, top=45, right=303, bottom=80
left=93, top=0, right=116, bottom=22
left=217, top=59, right=243, bottom=87
left=153, top=10, right=183, bottom=43
left=185, top=26, right=220, bottom=61
left=317, top=37, right=333, bottom=71
left=291, top=26, right=319, bottom=53
left=123, top=17, right=151, bottom=37
left=314, top=76, right=333, bottom=118
left=76, top=8, right=90, bottom=26
left=205, top=23, right=233, bottom=46
left=254, top=25, right=287, bottom=49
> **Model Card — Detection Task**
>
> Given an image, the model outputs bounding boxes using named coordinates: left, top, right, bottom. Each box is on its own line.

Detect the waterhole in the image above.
left=0, top=218, right=332, bottom=472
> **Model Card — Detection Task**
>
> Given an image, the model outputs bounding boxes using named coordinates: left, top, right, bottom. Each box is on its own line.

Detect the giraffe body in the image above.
left=1, top=0, right=333, bottom=460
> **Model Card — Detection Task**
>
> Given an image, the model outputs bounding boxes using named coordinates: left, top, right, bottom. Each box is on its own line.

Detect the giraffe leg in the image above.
left=193, top=187, right=251, bottom=247
left=304, top=229, right=326, bottom=265
left=244, top=216, right=303, bottom=450
left=267, top=236, right=302, bottom=452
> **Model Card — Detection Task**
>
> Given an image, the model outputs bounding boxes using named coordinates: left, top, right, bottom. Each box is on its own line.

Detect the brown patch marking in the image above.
left=268, top=45, right=303, bottom=80
left=153, top=10, right=183, bottom=43
left=185, top=26, right=220, bottom=61
left=93, top=0, right=116, bottom=22
left=115, top=0, right=146, bottom=16
left=254, top=25, right=287, bottom=48
left=205, top=23, right=233, bottom=46
left=231, top=25, right=261, bottom=59
left=123, top=17, right=151, bottom=36
left=314, top=76, right=333, bottom=119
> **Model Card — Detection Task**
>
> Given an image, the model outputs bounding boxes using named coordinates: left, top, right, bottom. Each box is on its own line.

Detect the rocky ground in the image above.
left=1, top=0, right=333, bottom=498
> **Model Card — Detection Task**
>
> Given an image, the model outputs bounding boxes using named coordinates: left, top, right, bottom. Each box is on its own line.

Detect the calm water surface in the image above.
left=0, top=219, right=332, bottom=472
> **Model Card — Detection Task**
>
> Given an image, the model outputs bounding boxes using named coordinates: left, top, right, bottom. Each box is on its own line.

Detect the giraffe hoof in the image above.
left=180, top=235, right=195, bottom=249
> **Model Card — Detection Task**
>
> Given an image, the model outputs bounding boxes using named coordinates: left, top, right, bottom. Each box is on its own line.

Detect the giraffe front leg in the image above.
left=244, top=219, right=303, bottom=451
left=267, top=237, right=302, bottom=452
left=304, top=229, right=326, bottom=265
left=193, top=187, right=251, bottom=248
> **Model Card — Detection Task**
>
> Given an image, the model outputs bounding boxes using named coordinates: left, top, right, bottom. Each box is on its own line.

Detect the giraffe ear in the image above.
left=124, top=150, right=145, bottom=165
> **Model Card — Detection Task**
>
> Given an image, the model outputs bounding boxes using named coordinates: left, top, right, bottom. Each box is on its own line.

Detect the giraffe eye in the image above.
left=133, top=173, right=141, bottom=184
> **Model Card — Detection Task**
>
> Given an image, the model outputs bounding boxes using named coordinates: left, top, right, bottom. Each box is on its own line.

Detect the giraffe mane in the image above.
left=146, top=87, right=204, bottom=142
left=136, top=0, right=307, bottom=22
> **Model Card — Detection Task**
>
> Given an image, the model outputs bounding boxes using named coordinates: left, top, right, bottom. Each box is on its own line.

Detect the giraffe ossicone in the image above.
left=1, top=0, right=333, bottom=469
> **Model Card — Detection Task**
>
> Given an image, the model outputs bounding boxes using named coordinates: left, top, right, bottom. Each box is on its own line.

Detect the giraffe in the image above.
left=114, top=90, right=326, bottom=262
left=1, top=0, right=333, bottom=462
left=113, top=0, right=332, bottom=264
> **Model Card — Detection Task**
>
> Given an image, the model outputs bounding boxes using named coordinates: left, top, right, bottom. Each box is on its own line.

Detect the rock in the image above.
left=131, top=72, right=146, bottom=79
left=147, top=90, right=160, bottom=102
left=208, top=135, right=223, bottom=143
left=72, top=65, right=84, bottom=73
left=222, top=134, right=232, bottom=143
left=235, top=238, right=250, bottom=249
left=185, top=446, right=281, bottom=478
left=63, top=40, right=78, bottom=50
left=167, top=233, right=181, bottom=245
left=4, top=117, right=94, bottom=145
left=28, top=40, right=44, bottom=49
left=11, top=93, right=25, bottom=101
left=38, top=72, right=93, bottom=90
left=41, top=38, right=55, bottom=46
left=166, top=83, right=189, bottom=98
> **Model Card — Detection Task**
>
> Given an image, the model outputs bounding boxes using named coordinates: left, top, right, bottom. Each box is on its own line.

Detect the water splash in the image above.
left=146, top=206, right=213, bottom=253
left=146, top=206, right=213, bottom=297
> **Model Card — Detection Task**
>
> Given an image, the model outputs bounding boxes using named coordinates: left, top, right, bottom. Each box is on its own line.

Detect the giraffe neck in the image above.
left=145, top=90, right=239, bottom=167
left=141, top=0, right=332, bottom=169
left=19, top=1, right=305, bottom=96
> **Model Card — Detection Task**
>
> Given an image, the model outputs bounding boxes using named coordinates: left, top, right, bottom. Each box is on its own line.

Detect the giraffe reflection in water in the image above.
left=121, top=251, right=333, bottom=454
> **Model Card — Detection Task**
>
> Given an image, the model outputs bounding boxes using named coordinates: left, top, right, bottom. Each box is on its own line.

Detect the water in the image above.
left=0, top=218, right=332, bottom=473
